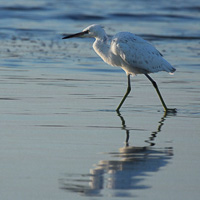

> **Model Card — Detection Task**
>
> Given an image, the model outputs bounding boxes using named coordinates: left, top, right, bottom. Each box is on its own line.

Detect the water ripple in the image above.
left=0, top=5, right=47, bottom=11
left=109, top=13, right=199, bottom=21
left=55, top=14, right=106, bottom=20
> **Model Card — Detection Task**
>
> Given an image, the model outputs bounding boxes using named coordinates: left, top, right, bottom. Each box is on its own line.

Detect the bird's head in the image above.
left=62, top=24, right=106, bottom=40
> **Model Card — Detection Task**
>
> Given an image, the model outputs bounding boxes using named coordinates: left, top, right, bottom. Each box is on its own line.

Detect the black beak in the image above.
left=62, top=30, right=89, bottom=39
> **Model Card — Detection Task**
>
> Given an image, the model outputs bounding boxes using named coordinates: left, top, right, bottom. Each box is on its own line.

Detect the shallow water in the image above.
left=0, top=0, right=200, bottom=199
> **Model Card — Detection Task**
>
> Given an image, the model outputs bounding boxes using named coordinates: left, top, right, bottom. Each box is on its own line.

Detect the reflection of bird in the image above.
left=60, top=112, right=174, bottom=197
left=63, top=24, right=176, bottom=112
left=117, top=111, right=173, bottom=147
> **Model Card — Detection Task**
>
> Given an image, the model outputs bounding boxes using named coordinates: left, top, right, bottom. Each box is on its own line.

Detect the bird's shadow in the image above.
left=59, top=111, right=175, bottom=197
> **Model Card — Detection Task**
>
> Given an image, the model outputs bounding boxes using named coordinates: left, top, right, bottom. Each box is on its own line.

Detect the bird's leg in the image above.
left=145, top=74, right=176, bottom=113
left=116, top=75, right=131, bottom=111
left=145, top=74, right=167, bottom=111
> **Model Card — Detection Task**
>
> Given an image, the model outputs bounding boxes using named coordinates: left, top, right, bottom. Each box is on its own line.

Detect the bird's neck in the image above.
left=93, top=36, right=110, bottom=63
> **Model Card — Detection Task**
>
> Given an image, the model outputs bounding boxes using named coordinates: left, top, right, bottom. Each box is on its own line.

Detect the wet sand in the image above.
left=0, top=60, right=200, bottom=199
left=0, top=0, right=200, bottom=199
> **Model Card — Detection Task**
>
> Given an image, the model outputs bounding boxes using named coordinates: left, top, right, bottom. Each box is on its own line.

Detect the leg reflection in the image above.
left=60, top=111, right=175, bottom=197
left=116, top=110, right=130, bottom=146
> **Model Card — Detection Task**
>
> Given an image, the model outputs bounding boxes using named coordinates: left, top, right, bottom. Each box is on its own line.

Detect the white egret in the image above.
left=63, top=24, right=176, bottom=112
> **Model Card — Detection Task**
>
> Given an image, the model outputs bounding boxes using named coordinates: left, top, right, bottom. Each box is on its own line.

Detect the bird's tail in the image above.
left=163, top=59, right=176, bottom=75
left=169, top=68, right=176, bottom=75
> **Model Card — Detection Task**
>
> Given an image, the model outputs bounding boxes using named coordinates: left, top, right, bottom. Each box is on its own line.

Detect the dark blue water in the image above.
left=0, top=0, right=200, bottom=199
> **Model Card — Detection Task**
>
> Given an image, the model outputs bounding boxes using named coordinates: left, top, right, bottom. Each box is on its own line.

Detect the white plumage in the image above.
left=63, top=24, right=176, bottom=112
left=110, top=32, right=175, bottom=75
